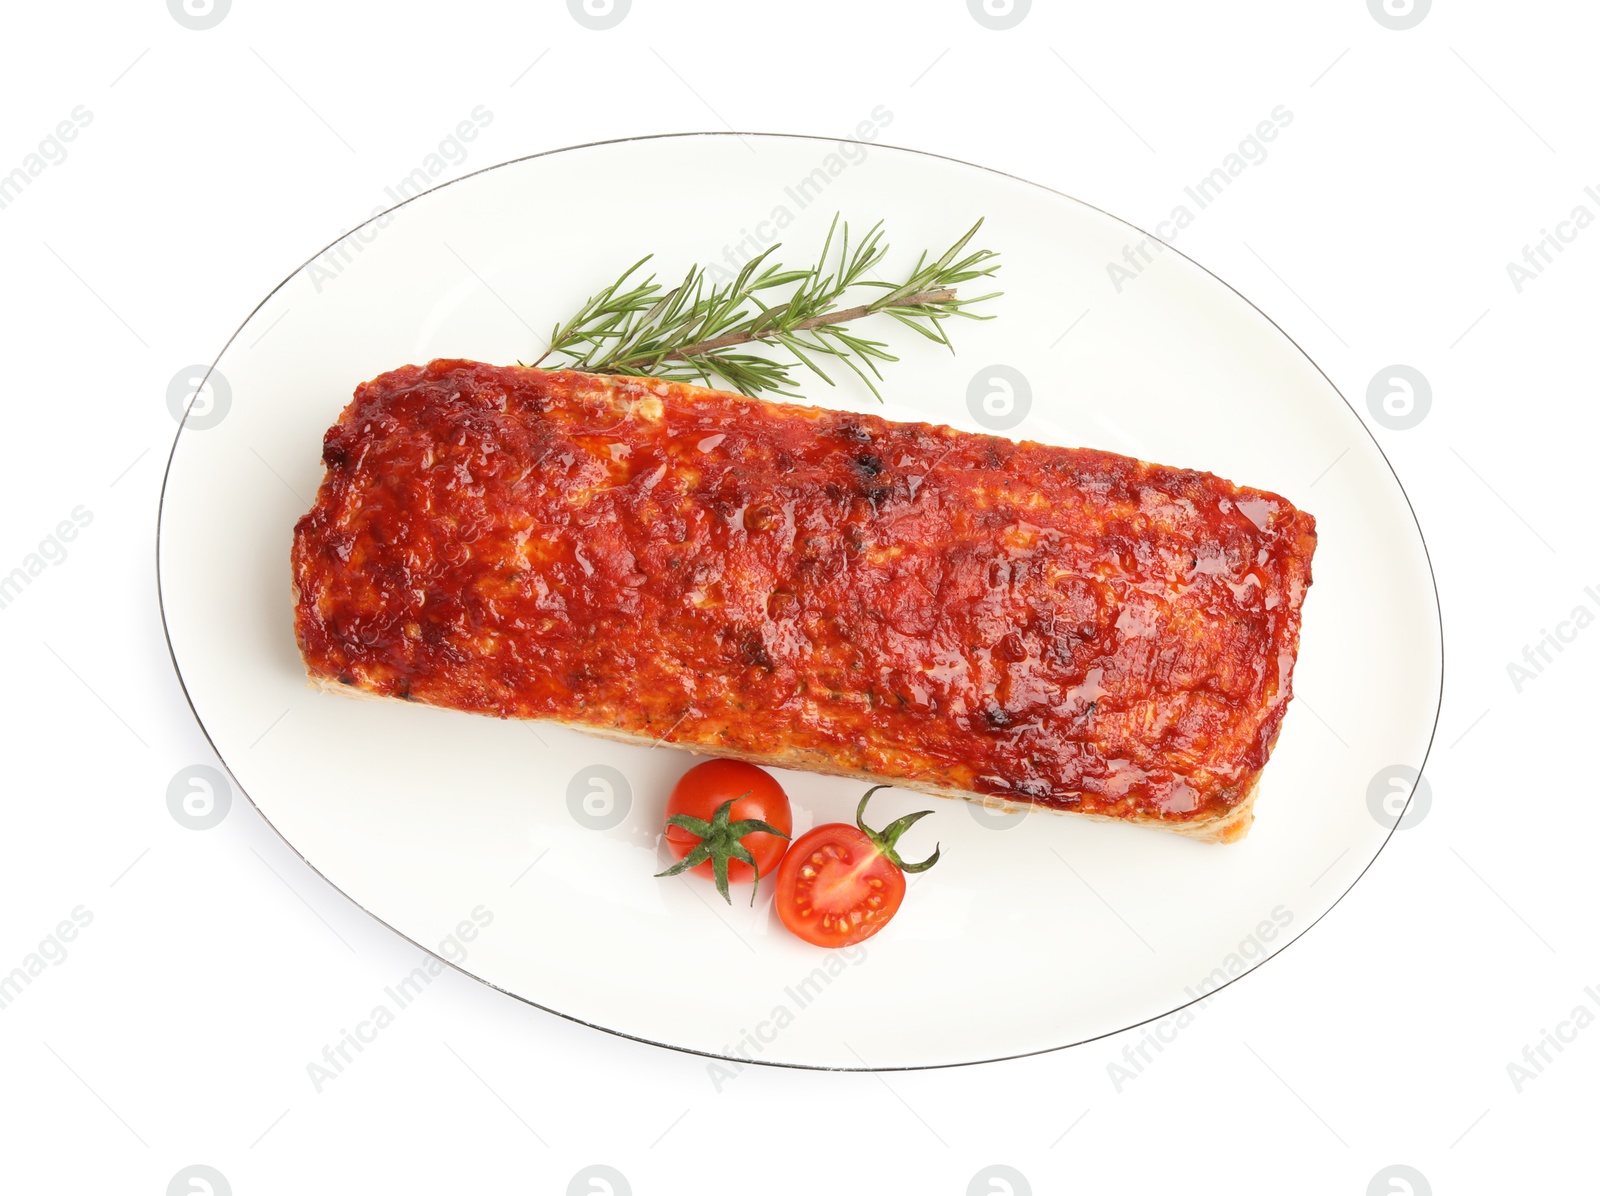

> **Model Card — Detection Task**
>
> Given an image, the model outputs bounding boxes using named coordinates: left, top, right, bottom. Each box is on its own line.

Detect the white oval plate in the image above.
left=158, top=133, right=1441, bottom=1070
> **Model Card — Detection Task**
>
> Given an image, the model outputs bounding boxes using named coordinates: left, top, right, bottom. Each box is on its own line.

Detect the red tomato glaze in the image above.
left=292, top=361, right=1317, bottom=832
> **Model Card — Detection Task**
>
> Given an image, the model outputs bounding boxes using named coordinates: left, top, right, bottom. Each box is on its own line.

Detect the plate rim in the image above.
left=155, top=129, right=1446, bottom=1072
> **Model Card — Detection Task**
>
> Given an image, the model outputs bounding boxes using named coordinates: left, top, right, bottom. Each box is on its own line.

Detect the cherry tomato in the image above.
left=774, top=786, right=941, bottom=948
left=658, top=760, right=793, bottom=903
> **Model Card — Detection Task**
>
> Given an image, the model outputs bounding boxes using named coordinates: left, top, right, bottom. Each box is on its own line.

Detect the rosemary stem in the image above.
left=660, top=287, right=957, bottom=361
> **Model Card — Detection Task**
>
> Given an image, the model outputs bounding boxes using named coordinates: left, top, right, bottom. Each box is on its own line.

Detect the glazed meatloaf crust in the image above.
left=291, top=360, right=1316, bottom=842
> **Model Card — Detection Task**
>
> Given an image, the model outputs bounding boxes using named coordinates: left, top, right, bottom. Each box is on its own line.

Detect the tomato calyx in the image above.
left=855, top=786, right=941, bottom=874
left=656, top=793, right=791, bottom=905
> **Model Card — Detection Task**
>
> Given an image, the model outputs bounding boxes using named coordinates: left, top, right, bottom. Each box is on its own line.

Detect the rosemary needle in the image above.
left=529, top=214, right=1001, bottom=400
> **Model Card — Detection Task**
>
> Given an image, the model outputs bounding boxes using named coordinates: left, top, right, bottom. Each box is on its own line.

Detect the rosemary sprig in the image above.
left=530, top=214, right=1001, bottom=400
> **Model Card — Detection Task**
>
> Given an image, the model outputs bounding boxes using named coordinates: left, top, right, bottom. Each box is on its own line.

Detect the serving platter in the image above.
left=158, top=133, right=1441, bottom=1069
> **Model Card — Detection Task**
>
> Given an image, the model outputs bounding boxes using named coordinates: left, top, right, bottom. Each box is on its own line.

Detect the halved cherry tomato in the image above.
left=774, top=786, right=941, bottom=948
left=657, top=760, right=792, bottom=903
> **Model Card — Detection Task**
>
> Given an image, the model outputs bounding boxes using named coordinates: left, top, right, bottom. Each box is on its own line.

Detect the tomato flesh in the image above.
left=775, top=824, right=906, bottom=947
left=663, top=760, right=792, bottom=883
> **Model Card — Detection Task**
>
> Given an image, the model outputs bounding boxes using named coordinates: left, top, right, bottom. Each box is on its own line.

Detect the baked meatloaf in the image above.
left=292, top=360, right=1316, bottom=842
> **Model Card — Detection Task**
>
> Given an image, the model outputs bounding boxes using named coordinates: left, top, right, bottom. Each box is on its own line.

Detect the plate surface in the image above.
left=158, top=133, right=1441, bottom=1069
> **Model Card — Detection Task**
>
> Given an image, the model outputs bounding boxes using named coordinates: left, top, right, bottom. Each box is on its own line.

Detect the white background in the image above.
left=1, top=1, right=1593, bottom=1193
